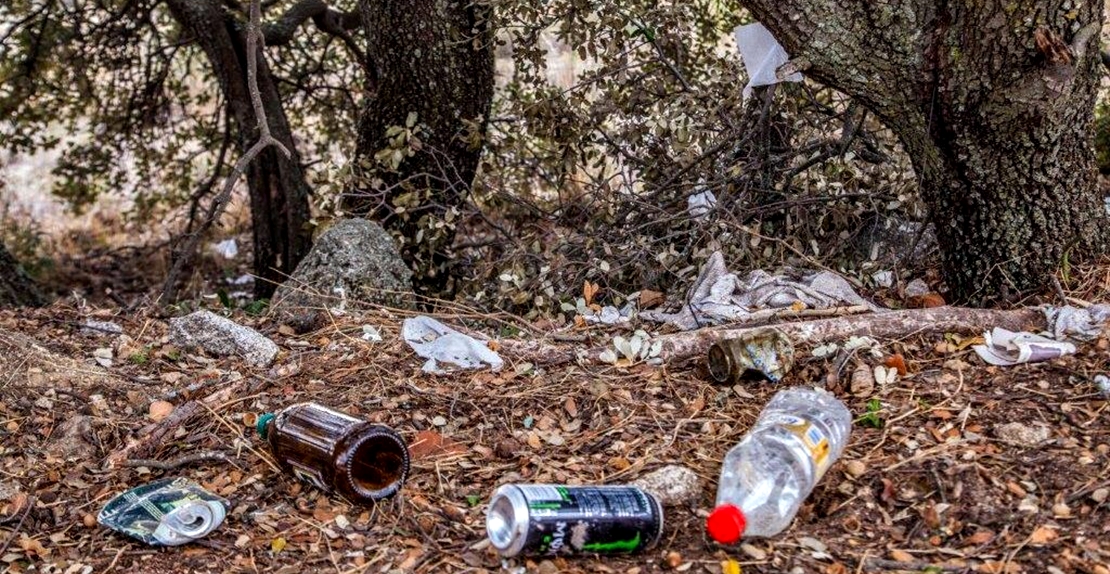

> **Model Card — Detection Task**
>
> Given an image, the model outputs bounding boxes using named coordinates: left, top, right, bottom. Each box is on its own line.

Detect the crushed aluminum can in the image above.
left=707, top=328, right=795, bottom=384
left=97, top=477, right=228, bottom=546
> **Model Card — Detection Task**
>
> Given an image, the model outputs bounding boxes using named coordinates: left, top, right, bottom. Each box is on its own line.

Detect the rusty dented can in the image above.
left=485, top=484, right=663, bottom=557
left=707, top=328, right=794, bottom=384
left=257, top=402, right=410, bottom=504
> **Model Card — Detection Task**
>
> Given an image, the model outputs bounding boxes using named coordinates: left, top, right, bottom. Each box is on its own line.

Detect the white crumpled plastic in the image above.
left=402, top=316, right=503, bottom=374
left=972, top=328, right=1076, bottom=366
left=734, top=22, right=803, bottom=99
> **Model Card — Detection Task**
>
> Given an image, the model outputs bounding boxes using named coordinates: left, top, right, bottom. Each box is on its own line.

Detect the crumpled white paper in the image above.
left=641, top=251, right=876, bottom=330
left=734, top=22, right=803, bottom=99
left=972, top=327, right=1076, bottom=366
left=1044, top=304, right=1110, bottom=342
left=402, top=316, right=503, bottom=374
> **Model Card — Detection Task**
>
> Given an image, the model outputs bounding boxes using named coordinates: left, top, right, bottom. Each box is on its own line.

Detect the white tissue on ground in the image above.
left=734, top=22, right=803, bottom=100
left=211, top=239, right=239, bottom=259
left=402, top=316, right=503, bottom=374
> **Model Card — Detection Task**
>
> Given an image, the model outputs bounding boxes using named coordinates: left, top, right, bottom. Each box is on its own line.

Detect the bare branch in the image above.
left=160, top=0, right=290, bottom=304
left=263, top=0, right=366, bottom=72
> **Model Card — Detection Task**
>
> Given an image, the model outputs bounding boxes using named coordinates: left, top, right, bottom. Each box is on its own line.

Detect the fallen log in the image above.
left=503, top=306, right=1045, bottom=367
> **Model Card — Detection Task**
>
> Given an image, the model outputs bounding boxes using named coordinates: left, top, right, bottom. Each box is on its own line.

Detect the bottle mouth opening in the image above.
left=707, top=343, right=732, bottom=383
left=348, top=433, right=409, bottom=499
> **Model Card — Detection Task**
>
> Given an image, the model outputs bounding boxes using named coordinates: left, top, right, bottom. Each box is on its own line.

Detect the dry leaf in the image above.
left=526, top=432, right=542, bottom=449
left=964, top=530, right=994, bottom=545
left=1029, top=525, right=1058, bottom=545
left=18, top=535, right=48, bottom=557
left=639, top=289, right=665, bottom=308
left=888, top=549, right=914, bottom=562
left=883, top=353, right=908, bottom=376
left=850, top=364, right=874, bottom=397
left=564, top=397, right=578, bottom=418
left=721, top=558, right=741, bottom=574
left=409, top=429, right=466, bottom=460
left=583, top=281, right=600, bottom=305
left=271, top=537, right=287, bottom=552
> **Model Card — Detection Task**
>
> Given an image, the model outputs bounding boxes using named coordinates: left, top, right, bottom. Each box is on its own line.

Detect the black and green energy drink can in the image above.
left=485, top=484, right=663, bottom=557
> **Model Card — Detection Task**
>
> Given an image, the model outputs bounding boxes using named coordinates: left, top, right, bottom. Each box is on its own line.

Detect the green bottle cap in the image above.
left=256, top=413, right=275, bottom=439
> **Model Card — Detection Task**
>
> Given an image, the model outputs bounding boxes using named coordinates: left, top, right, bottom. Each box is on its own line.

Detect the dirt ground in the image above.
left=0, top=302, right=1108, bottom=574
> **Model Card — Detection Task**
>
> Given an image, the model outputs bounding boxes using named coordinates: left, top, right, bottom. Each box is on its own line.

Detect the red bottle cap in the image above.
left=706, top=504, right=746, bottom=544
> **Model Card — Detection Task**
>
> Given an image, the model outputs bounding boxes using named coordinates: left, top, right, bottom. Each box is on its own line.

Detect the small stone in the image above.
left=168, top=310, right=278, bottom=367
left=844, top=460, right=867, bottom=478
left=629, top=465, right=702, bottom=507
left=740, top=543, right=767, bottom=561
left=1090, top=488, right=1108, bottom=503
left=431, top=416, right=447, bottom=427
left=82, top=513, right=97, bottom=528
left=537, top=560, right=559, bottom=574
left=1052, top=502, right=1071, bottom=518
left=993, top=422, right=1051, bottom=447
left=665, top=551, right=683, bottom=569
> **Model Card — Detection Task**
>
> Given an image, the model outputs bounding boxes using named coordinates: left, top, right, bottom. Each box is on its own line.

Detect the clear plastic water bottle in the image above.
left=706, top=387, right=852, bottom=543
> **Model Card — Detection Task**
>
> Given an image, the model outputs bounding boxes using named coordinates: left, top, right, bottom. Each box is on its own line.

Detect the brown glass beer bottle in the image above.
left=257, top=402, right=410, bottom=504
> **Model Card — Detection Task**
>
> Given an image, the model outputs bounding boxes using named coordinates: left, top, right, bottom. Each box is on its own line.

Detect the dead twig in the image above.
left=863, top=558, right=962, bottom=572
left=124, top=451, right=234, bottom=470
left=160, top=0, right=291, bottom=304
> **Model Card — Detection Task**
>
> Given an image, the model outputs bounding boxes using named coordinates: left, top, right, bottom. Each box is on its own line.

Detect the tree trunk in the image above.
left=166, top=0, right=313, bottom=299
left=742, top=0, right=1109, bottom=303
left=345, top=0, right=495, bottom=296
left=0, top=242, right=44, bottom=307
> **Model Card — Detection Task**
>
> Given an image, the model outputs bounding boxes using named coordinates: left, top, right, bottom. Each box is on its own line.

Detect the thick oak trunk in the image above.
left=0, top=242, right=44, bottom=307
left=166, top=0, right=313, bottom=299
left=345, top=0, right=495, bottom=296
left=743, top=0, right=1109, bottom=303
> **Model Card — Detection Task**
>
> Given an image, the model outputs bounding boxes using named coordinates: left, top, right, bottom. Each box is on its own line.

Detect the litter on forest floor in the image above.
left=708, top=387, right=851, bottom=543
left=402, top=315, right=503, bottom=373
left=733, top=22, right=803, bottom=99
left=642, top=251, right=876, bottom=330
left=1044, top=304, right=1110, bottom=341
left=258, top=402, right=409, bottom=503
left=485, top=484, right=663, bottom=557
left=707, top=328, right=795, bottom=383
left=972, top=327, right=1077, bottom=366
left=97, top=477, right=228, bottom=546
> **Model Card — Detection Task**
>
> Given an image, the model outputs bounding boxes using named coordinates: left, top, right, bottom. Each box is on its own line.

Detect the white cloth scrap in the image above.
left=734, top=22, right=803, bottom=99
left=641, top=251, right=876, bottom=331
left=1044, top=304, right=1110, bottom=342
left=402, top=316, right=503, bottom=374
left=972, top=327, right=1076, bottom=366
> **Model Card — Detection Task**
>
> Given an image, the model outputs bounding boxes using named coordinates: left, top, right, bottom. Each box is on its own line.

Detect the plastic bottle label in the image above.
left=778, top=415, right=832, bottom=477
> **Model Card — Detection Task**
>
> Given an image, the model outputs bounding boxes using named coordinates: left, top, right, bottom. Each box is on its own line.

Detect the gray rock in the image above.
left=993, top=422, right=1051, bottom=447
left=271, top=219, right=413, bottom=332
left=629, top=464, right=702, bottom=506
left=48, top=415, right=96, bottom=460
left=169, top=310, right=278, bottom=366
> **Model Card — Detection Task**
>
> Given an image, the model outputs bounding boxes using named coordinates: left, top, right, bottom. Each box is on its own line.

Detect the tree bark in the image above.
left=166, top=0, right=313, bottom=299
left=0, top=242, right=44, bottom=307
left=345, top=0, right=495, bottom=296
left=741, top=0, right=1109, bottom=303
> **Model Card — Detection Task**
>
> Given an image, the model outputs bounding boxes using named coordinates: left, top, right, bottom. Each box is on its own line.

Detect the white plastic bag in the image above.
left=402, top=316, right=503, bottom=374
left=734, top=22, right=803, bottom=99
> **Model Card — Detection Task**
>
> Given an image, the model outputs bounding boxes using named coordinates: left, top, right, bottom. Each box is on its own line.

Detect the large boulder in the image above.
left=271, top=219, right=413, bottom=331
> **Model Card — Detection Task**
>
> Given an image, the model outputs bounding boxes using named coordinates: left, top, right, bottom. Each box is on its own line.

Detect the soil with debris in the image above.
left=1, top=303, right=1108, bottom=574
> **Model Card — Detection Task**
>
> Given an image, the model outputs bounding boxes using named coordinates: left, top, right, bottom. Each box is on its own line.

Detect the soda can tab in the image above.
left=707, top=328, right=794, bottom=384
left=98, top=477, right=228, bottom=546
left=486, top=484, right=663, bottom=557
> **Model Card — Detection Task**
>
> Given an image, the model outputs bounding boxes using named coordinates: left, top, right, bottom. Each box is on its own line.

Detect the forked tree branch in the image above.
left=160, top=0, right=291, bottom=304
